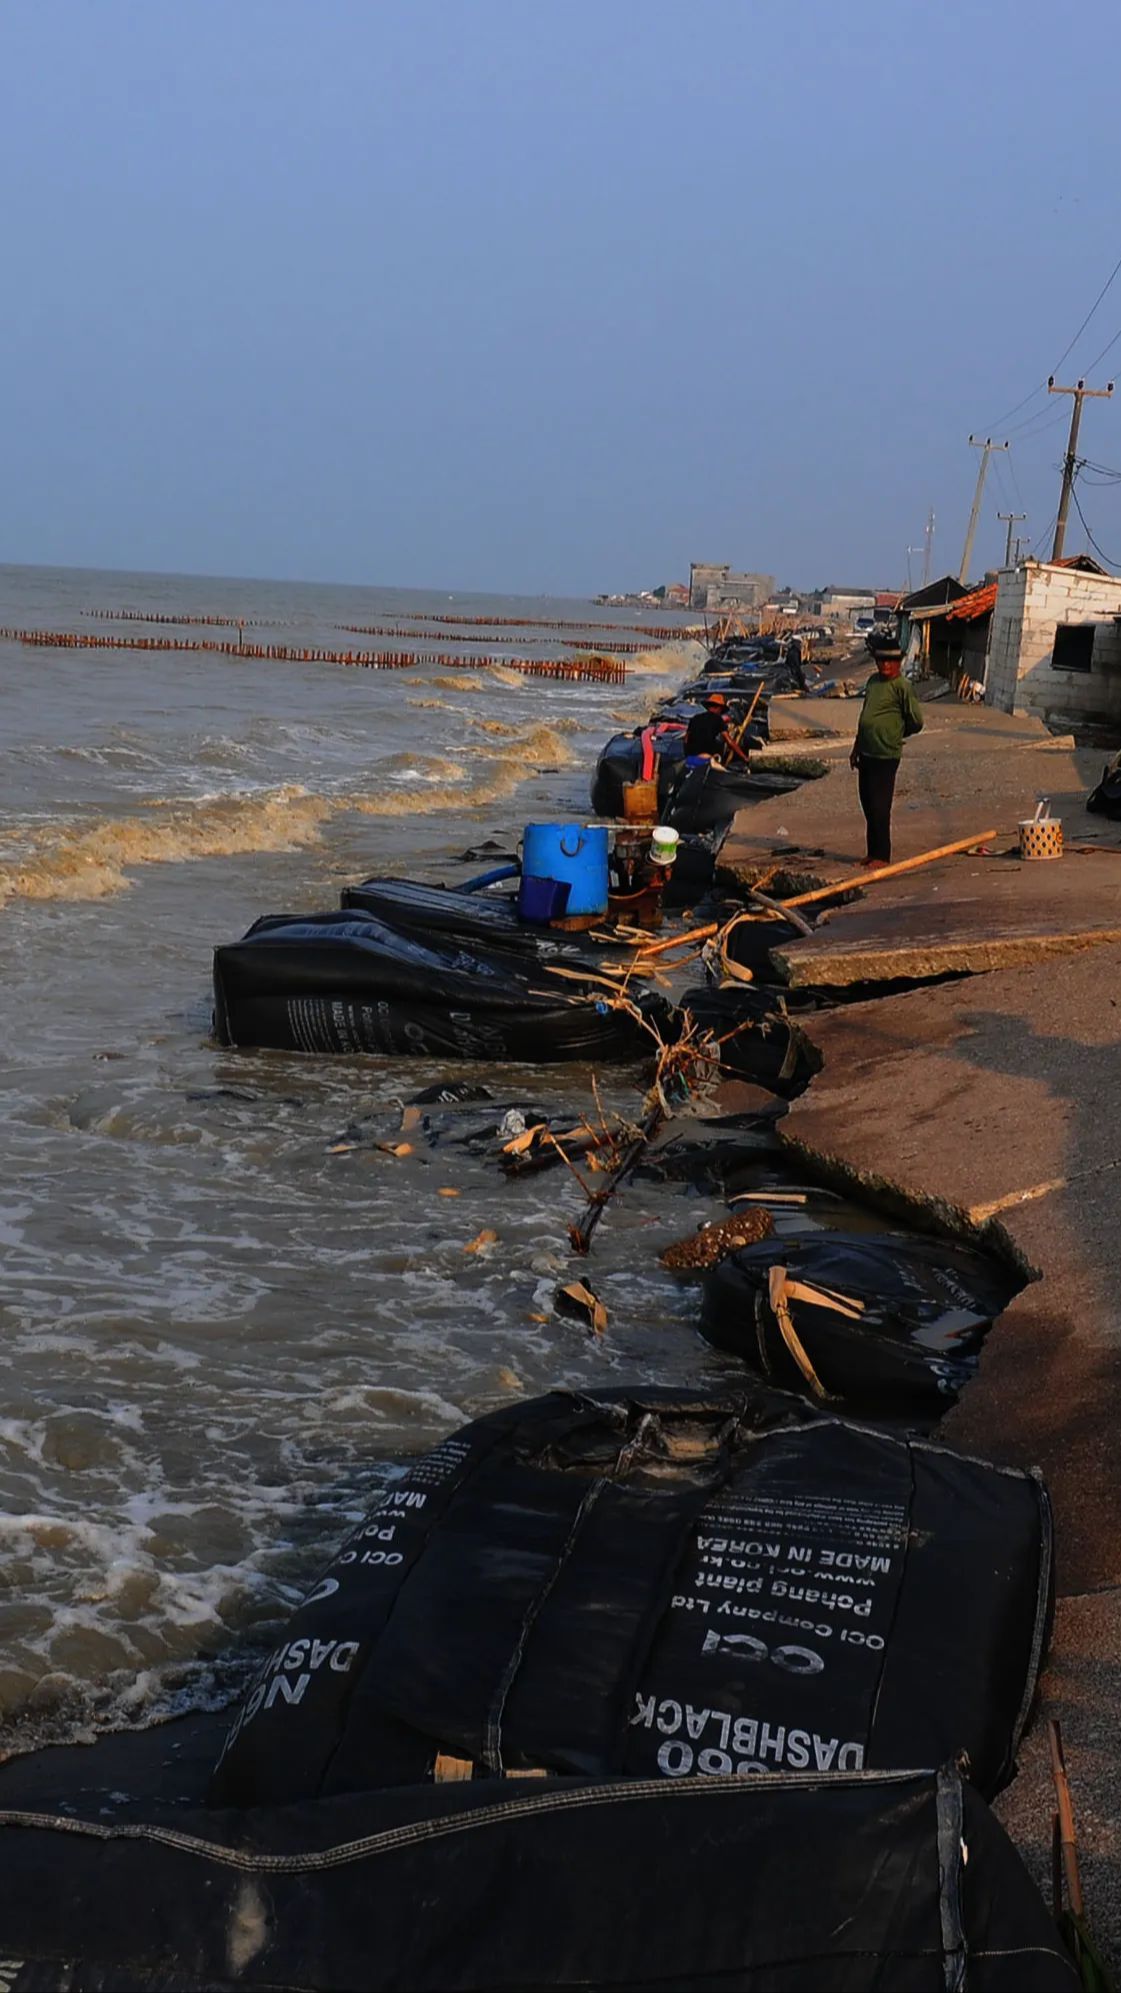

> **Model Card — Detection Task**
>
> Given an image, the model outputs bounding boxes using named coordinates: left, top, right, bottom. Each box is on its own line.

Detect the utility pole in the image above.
left=1048, top=376, right=1115, bottom=560
left=905, top=546, right=923, bottom=593
left=960, top=436, right=1008, bottom=582
left=997, top=510, right=1026, bottom=567
left=922, top=508, right=935, bottom=587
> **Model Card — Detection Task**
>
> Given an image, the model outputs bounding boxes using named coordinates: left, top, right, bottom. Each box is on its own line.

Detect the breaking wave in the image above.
left=0, top=727, right=577, bottom=906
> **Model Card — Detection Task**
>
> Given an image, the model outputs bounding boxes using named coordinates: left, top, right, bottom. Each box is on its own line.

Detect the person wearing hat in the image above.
left=849, top=647, right=923, bottom=866
left=684, top=691, right=734, bottom=765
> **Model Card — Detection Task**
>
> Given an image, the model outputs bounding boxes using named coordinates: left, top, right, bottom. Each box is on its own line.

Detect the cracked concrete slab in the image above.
left=771, top=856, right=1121, bottom=988
left=780, top=945, right=1121, bottom=1970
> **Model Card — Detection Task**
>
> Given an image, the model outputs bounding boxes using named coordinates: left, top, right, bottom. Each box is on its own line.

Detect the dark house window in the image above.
left=1052, top=622, right=1096, bottom=671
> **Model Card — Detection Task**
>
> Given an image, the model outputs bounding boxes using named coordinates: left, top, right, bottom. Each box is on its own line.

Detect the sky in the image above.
left=4, top=0, right=1121, bottom=597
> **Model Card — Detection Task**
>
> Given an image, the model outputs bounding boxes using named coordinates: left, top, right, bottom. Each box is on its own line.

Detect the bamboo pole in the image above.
left=724, top=684, right=763, bottom=766
left=780, top=830, right=998, bottom=910
left=1049, top=1719, right=1085, bottom=1922
left=632, top=921, right=720, bottom=958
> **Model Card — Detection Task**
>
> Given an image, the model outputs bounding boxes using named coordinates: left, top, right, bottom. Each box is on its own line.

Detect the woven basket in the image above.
left=1019, top=817, right=1063, bottom=861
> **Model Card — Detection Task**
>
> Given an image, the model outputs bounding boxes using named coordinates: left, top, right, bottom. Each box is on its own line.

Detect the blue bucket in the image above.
left=521, top=823, right=609, bottom=918
left=517, top=875, right=571, bottom=925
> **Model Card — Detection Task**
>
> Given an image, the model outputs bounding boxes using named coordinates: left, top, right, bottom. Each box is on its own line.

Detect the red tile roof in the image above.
left=944, top=582, right=997, bottom=623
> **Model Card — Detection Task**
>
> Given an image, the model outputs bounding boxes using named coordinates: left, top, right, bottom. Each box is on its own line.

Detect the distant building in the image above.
left=689, top=563, right=775, bottom=611
left=804, top=585, right=878, bottom=624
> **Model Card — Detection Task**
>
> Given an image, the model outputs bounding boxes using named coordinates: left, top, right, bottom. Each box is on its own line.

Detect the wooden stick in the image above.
left=542, top=962, right=632, bottom=991
left=783, top=1278, right=865, bottom=1319
left=1049, top=1719, right=1085, bottom=1922
left=779, top=831, right=998, bottom=910
left=633, top=922, right=720, bottom=958
left=569, top=1103, right=663, bottom=1255
left=767, top=1267, right=832, bottom=1400
left=748, top=887, right=816, bottom=938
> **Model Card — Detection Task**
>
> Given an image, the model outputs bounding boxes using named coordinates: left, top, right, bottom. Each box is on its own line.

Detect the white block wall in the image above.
left=985, top=562, right=1121, bottom=725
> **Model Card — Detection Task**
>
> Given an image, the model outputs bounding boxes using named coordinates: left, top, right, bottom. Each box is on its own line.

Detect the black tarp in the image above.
left=212, top=911, right=665, bottom=1061
left=701, top=1231, right=1024, bottom=1418
left=0, top=1767, right=1079, bottom=1990
left=210, top=1387, right=1051, bottom=1809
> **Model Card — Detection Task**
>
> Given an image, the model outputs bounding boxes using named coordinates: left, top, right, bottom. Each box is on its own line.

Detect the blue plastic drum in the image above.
left=521, top=823, right=609, bottom=918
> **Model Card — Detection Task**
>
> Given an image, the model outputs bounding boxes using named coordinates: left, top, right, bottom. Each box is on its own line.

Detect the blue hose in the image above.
left=459, top=863, right=521, bottom=892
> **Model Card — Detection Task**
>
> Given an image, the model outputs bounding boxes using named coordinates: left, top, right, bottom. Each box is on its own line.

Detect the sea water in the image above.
left=0, top=562, right=722, bottom=1750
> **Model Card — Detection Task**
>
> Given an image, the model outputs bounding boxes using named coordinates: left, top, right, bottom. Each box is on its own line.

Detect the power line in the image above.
left=1071, top=480, right=1121, bottom=569
left=979, top=381, right=1051, bottom=433
left=1004, top=401, right=1070, bottom=442
left=990, top=451, right=1015, bottom=512
left=976, top=247, right=1121, bottom=433
left=1051, top=250, right=1121, bottom=374
left=1082, top=319, right=1121, bottom=377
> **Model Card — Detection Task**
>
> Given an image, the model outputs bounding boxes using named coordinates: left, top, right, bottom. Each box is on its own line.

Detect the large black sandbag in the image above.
left=666, top=762, right=803, bottom=834
left=0, top=1768, right=1078, bottom=1991
left=1087, top=752, right=1121, bottom=818
left=340, top=875, right=524, bottom=941
left=590, top=728, right=685, bottom=817
left=679, top=985, right=823, bottom=1097
left=662, top=831, right=722, bottom=908
left=701, top=1230, right=1024, bottom=1418
left=212, top=912, right=663, bottom=1061
left=210, top=1386, right=1051, bottom=1808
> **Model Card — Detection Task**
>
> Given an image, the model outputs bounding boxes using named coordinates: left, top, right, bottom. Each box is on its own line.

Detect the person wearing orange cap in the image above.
left=684, top=691, right=733, bottom=765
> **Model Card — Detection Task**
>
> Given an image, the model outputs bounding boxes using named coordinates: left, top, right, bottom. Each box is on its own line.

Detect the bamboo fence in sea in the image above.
left=0, top=627, right=628, bottom=684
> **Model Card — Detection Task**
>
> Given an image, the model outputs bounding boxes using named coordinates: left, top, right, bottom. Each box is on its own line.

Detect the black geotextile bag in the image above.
left=667, top=762, right=804, bottom=834
left=210, top=1387, right=1051, bottom=1809
left=701, top=1231, right=1025, bottom=1419
left=680, top=985, right=823, bottom=1098
left=340, top=875, right=527, bottom=945
left=1086, top=752, right=1121, bottom=818
left=212, top=911, right=666, bottom=1061
left=590, top=728, right=685, bottom=817
left=0, top=1768, right=1078, bottom=1991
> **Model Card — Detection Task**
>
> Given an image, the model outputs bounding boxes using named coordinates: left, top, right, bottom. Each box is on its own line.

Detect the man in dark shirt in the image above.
left=684, top=693, right=732, bottom=762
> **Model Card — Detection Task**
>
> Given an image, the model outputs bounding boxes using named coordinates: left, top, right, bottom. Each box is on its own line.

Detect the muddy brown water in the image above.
left=0, top=563, right=760, bottom=1751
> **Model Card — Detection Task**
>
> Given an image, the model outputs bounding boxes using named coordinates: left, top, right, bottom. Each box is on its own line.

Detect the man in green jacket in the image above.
left=849, top=647, right=924, bottom=866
